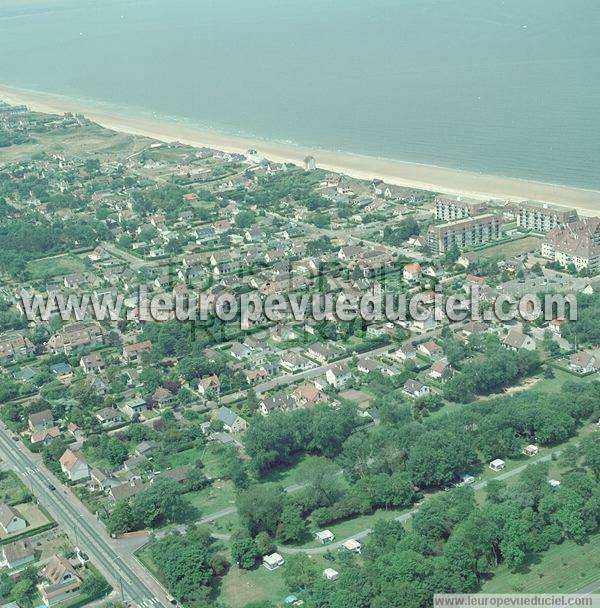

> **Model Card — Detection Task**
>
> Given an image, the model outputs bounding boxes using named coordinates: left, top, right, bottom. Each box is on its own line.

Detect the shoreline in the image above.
left=1, top=83, right=599, bottom=216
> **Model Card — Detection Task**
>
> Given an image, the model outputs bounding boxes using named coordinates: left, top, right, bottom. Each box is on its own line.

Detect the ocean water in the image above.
left=0, top=0, right=599, bottom=189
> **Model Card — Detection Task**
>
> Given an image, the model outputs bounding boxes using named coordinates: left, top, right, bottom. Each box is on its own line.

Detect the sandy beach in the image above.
left=1, top=83, right=600, bottom=217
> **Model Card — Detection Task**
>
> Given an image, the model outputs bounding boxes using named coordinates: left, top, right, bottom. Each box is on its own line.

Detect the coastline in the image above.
left=1, top=83, right=600, bottom=216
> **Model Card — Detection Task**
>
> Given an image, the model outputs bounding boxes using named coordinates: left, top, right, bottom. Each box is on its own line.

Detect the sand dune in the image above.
left=1, top=84, right=599, bottom=217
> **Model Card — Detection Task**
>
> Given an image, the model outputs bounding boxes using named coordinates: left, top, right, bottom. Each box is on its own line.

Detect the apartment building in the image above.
left=427, top=214, right=502, bottom=254
left=541, top=217, right=600, bottom=272
left=434, top=195, right=488, bottom=222
left=517, top=201, right=578, bottom=232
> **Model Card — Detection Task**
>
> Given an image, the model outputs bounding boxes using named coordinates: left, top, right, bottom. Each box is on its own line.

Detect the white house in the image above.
left=489, top=458, right=505, bottom=472
left=0, top=504, right=27, bottom=534
left=59, top=449, right=89, bottom=481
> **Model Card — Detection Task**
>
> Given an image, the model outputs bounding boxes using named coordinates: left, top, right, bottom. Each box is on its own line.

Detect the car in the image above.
left=48, top=484, right=56, bottom=491
left=12, top=436, right=18, bottom=441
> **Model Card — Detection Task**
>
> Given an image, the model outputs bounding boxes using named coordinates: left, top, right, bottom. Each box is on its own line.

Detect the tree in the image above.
left=282, top=554, right=320, bottom=591
left=151, top=532, right=214, bottom=602
left=237, top=485, right=284, bottom=536
left=107, top=500, right=135, bottom=535
left=131, top=478, right=188, bottom=528
left=276, top=503, right=308, bottom=544
left=255, top=531, right=275, bottom=556
left=231, top=537, right=259, bottom=569
left=80, top=573, right=109, bottom=597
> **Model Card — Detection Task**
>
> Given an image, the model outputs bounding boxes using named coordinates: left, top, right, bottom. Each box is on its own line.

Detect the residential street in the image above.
left=0, top=423, right=169, bottom=608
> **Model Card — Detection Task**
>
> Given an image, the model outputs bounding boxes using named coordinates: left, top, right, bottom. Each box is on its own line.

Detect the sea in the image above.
left=0, top=0, right=599, bottom=189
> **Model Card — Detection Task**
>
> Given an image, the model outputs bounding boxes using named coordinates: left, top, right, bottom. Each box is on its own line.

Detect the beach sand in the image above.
left=1, top=84, right=599, bottom=217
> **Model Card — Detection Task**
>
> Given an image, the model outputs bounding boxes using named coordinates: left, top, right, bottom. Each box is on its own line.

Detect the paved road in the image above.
left=276, top=449, right=562, bottom=555
left=221, top=343, right=393, bottom=405
left=0, top=423, right=169, bottom=608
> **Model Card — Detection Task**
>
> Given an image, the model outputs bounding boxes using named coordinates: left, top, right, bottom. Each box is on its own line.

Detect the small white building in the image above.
left=489, top=458, right=506, bottom=472
left=522, top=444, right=539, bottom=457
left=315, top=530, right=335, bottom=544
left=323, top=568, right=339, bottom=581
left=263, top=552, right=285, bottom=571
left=341, top=539, right=361, bottom=554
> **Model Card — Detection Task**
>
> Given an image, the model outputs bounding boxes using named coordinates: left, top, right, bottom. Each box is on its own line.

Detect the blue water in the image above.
left=0, top=0, right=599, bottom=188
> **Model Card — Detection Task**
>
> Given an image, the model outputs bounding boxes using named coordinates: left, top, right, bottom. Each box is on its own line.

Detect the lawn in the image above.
left=27, top=254, right=87, bottom=280
left=0, top=470, right=30, bottom=505
left=482, top=531, right=600, bottom=593
left=186, top=480, right=236, bottom=515
left=475, top=235, right=542, bottom=258
left=218, top=564, right=289, bottom=608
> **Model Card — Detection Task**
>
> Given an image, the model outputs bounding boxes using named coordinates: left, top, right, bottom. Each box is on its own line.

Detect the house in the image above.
left=48, top=322, right=103, bottom=354
left=215, top=406, right=247, bottom=433
left=122, top=397, right=147, bottom=418
left=394, top=343, right=416, bottom=361
left=403, top=380, right=430, bottom=399
left=50, top=363, right=74, bottom=385
left=243, top=368, right=267, bottom=385
left=403, top=262, right=422, bottom=282
left=152, top=386, right=174, bottom=407
left=502, top=330, right=536, bottom=352
left=418, top=341, right=442, bottom=358
left=523, top=444, right=539, bottom=457
left=307, top=343, right=337, bottom=364
left=79, top=352, right=105, bottom=375
left=38, top=554, right=82, bottom=606
left=429, top=357, right=450, bottom=381
left=0, top=539, right=35, bottom=569
left=122, top=340, right=152, bottom=364
left=280, top=352, right=314, bottom=373
left=262, top=552, right=285, bottom=571
left=108, top=478, right=146, bottom=502
left=489, top=459, right=505, bottom=472
left=315, top=530, right=335, bottom=544
left=570, top=350, right=600, bottom=374
left=230, top=342, right=252, bottom=360
left=89, top=468, right=118, bottom=493
left=323, top=568, right=339, bottom=581
left=326, top=364, right=351, bottom=388
left=59, top=449, right=89, bottom=481
left=0, top=504, right=26, bottom=534
left=259, top=394, right=297, bottom=416
left=30, top=427, right=61, bottom=445
left=28, top=409, right=54, bottom=433
left=341, top=539, right=361, bottom=554
left=94, top=407, right=122, bottom=429
left=198, top=374, right=221, bottom=397
left=291, top=382, right=322, bottom=406
left=0, top=332, right=34, bottom=364
left=135, top=440, right=158, bottom=457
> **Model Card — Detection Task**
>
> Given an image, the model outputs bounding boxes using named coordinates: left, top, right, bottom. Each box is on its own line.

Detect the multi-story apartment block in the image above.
left=427, top=214, right=502, bottom=254
left=541, top=217, right=600, bottom=272
left=517, top=201, right=578, bottom=232
left=434, top=195, right=488, bottom=222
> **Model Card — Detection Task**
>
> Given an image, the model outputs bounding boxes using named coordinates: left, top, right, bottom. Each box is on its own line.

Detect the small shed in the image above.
left=522, top=444, right=538, bottom=457
left=263, top=552, right=285, bottom=571
left=341, top=538, right=361, bottom=554
left=315, top=530, right=335, bottom=544
left=489, top=458, right=506, bottom=472
left=323, top=568, right=339, bottom=581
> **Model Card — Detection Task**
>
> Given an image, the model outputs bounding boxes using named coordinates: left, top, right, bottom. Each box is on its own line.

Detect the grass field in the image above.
left=218, top=564, right=290, bottom=608
left=476, top=235, right=542, bottom=258
left=0, top=470, right=30, bottom=505
left=186, top=480, right=236, bottom=515
left=27, top=253, right=87, bottom=280
left=0, top=122, right=149, bottom=163
left=482, top=532, right=600, bottom=593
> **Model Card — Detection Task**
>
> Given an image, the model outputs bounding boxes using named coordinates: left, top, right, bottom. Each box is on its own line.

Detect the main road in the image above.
left=0, top=422, right=169, bottom=608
